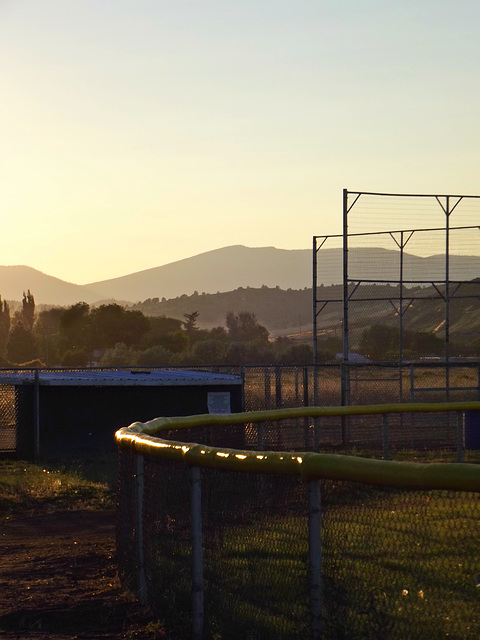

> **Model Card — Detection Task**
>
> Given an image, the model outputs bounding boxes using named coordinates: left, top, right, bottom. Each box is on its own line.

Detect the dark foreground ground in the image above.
left=0, top=462, right=172, bottom=640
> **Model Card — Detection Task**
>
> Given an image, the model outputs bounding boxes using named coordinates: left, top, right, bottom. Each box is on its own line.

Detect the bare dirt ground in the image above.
left=0, top=507, right=168, bottom=640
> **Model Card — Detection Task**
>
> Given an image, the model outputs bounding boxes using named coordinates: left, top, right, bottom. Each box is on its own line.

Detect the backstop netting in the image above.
left=345, top=192, right=480, bottom=361
left=314, top=192, right=480, bottom=373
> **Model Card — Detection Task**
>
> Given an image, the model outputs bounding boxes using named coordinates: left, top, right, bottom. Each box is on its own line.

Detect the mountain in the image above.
left=0, top=266, right=102, bottom=306
left=87, top=245, right=480, bottom=302
left=1, top=245, right=480, bottom=306
left=86, top=245, right=312, bottom=302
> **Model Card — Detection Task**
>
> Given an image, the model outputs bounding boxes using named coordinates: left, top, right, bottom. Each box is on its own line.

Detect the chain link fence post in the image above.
left=190, top=465, right=204, bottom=640
left=303, top=366, right=310, bottom=448
left=135, top=452, right=147, bottom=604
left=264, top=366, right=272, bottom=409
left=382, top=413, right=390, bottom=460
left=34, top=369, right=40, bottom=462
left=313, top=365, right=321, bottom=451
left=308, top=479, right=323, bottom=639
left=457, top=411, right=464, bottom=462
left=275, top=365, right=282, bottom=408
left=341, top=362, right=350, bottom=447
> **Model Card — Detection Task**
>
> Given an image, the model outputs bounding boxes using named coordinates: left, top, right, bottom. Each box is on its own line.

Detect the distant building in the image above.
left=336, top=352, right=373, bottom=363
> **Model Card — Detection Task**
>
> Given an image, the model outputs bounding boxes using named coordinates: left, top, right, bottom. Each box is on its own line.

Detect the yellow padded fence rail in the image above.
left=115, top=402, right=480, bottom=492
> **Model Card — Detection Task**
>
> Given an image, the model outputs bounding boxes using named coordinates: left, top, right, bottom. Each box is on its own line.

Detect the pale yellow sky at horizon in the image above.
left=1, top=1, right=479, bottom=285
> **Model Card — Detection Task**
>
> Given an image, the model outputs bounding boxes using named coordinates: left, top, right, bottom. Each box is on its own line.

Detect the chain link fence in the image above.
left=1, top=363, right=480, bottom=457
left=116, top=408, right=480, bottom=640
left=0, top=384, right=18, bottom=452
left=0, top=369, right=37, bottom=454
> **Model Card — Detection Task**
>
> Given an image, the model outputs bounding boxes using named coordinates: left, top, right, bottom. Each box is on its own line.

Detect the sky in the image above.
left=1, top=0, right=479, bottom=284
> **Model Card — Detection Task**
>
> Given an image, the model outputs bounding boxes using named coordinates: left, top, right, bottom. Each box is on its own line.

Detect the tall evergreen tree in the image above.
left=0, top=296, right=10, bottom=357
left=22, top=290, right=35, bottom=329
left=182, top=311, right=200, bottom=334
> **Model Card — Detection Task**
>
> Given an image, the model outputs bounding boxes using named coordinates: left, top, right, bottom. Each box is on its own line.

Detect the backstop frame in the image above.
left=313, top=189, right=480, bottom=407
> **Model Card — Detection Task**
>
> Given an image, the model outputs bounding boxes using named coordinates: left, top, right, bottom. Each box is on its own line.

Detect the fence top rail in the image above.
left=116, top=402, right=480, bottom=492
left=345, top=190, right=480, bottom=199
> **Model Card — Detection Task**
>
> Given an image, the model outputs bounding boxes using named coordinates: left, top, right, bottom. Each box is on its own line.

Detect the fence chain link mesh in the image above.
left=117, top=417, right=480, bottom=639
left=1, top=364, right=480, bottom=457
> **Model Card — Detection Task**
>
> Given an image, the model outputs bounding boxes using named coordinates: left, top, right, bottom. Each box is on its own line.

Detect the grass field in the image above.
left=0, top=458, right=115, bottom=514
left=138, top=461, right=480, bottom=640
left=321, top=484, right=480, bottom=640
left=201, top=485, right=480, bottom=639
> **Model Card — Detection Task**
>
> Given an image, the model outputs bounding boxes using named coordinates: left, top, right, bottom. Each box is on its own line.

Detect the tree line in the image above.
left=1, top=290, right=462, bottom=367
left=0, top=293, right=320, bottom=367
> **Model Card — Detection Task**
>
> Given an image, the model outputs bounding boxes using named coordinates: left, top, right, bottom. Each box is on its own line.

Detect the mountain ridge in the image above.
left=0, top=245, right=479, bottom=306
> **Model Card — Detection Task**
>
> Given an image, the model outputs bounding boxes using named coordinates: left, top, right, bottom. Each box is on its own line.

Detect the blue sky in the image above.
left=1, top=0, right=478, bottom=283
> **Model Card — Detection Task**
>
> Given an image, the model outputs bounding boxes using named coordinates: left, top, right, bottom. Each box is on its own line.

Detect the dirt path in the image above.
left=0, top=508, right=166, bottom=639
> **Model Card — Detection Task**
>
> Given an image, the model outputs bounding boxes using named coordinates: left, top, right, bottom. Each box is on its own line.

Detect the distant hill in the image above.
left=86, top=245, right=313, bottom=302
left=131, top=281, right=480, bottom=345
left=86, top=245, right=480, bottom=303
left=1, top=245, right=480, bottom=306
left=131, top=286, right=319, bottom=336
left=0, top=266, right=102, bottom=306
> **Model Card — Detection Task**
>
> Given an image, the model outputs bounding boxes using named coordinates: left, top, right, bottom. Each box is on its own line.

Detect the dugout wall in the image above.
left=3, top=369, right=243, bottom=460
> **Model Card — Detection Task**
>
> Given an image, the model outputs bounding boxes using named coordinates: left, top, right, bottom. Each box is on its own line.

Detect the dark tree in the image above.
left=61, top=348, right=90, bottom=367
left=182, top=311, right=200, bottom=334
left=137, top=345, right=174, bottom=366
left=22, top=290, right=35, bottom=329
left=35, top=307, right=64, bottom=365
left=89, top=304, right=149, bottom=350
left=224, top=341, right=248, bottom=364
left=359, top=324, right=397, bottom=360
left=225, top=311, right=269, bottom=344
left=7, top=322, right=38, bottom=364
left=191, top=339, right=226, bottom=365
left=0, top=296, right=10, bottom=357
left=140, top=316, right=186, bottom=353
left=59, top=302, right=91, bottom=351
left=276, top=341, right=313, bottom=364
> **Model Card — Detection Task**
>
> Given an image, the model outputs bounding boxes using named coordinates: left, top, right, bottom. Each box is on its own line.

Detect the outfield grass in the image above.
left=0, top=459, right=115, bottom=514
left=205, top=486, right=479, bottom=639
left=321, top=484, right=480, bottom=639
left=147, top=471, right=480, bottom=640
